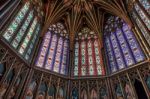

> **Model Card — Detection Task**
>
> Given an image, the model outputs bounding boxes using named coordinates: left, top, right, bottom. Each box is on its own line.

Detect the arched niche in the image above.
left=90, top=88, right=97, bottom=99
left=25, top=79, right=37, bottom=99
left=48, top=85, right=56, bottom=99
left=0, top=63, right=6, bottom=80
left=145, top=75, right=150, bottom=90
left=81, top=89, right=87, bottom=99
left=115, top=84, right=123, bottom=99
left=124, top=83, right=135, bottom=99
left=134, top=79, right=148, bottom=99
left=37, top=82, right=47, bottom=99
left=0, top=69, right=15, bottom=98
left=99, top=87, right=107, bottom=99
left=10, top=75, right=22, bottom=98
left=71, top=88, right=78, bottom=99
left=57, top=87, right=64, bottom=99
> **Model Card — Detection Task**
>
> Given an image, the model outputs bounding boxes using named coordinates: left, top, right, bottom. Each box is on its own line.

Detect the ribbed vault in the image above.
left=41, top=0, right=133, bottom=50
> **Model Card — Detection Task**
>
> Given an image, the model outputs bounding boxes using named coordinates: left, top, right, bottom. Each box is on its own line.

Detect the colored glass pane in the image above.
left=88, top=41, right=94, bottom=75
left=18, top=17, right=38, bottom=55
left=115, top=28, right=135, bottom=66
left=139, top=0, right=150, bottom=15
left=122, top=23, right=145, bottom=62
left=11, top=11, right=34, bottom=48
left=3, top=2, right=30, bottom=41
left=134, top=4, right=150, bottom=30
left=81, top=41, right=86, bottom=76
left=45, top=34, right=58, bottom=70
left=110, top=32, right=126, bottom=69
left=60, top=40, right=69, bottom=74
left=36, top=32, right=51, bottom=67
left=25, top=24, right=40, bottom=60
left=53, top=37, right=63, bottom=73
left=105, top=36, right=117, bottom=72
left=131, top=12, right=150, bottom=46
left=74, top=42, right=79, bottom=76
left=94, top=40, right=103, bottom=75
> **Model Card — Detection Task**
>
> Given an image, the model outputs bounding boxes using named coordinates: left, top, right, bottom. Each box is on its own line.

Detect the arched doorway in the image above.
left=134, top=79, right=148, bottom=99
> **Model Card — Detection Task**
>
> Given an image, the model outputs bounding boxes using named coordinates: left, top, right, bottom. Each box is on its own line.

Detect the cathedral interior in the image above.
left=0, top=0, right=150, bottom=99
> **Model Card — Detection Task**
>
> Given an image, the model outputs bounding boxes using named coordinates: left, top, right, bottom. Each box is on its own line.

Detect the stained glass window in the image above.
left=74, top=42, right=79, bottom=76
left=104, top=16, right=145, bottom=73
left=74, top=27, right=105, bottom=76
left=104, top=36, right=117, bottom=72
left=131, top=9, right=150, bottom=46
left=53, top=37, right=63, bottom=73
left=94, top=39, right=105, bottom=75
left=122, top=23, right=145, bottom=62
left=11, top=11, right=34, bottom=49
left=25, top=24, right=41, bottom=60
left=36, top=22, right=69, bottom=75
left=45, top=34, right=58, bottom=70
left=19, top=17, right=38, bottom=55
left=88, top=40, right=94, bottom=75
left=134, top=3, right=150, bottom=30
left=2, top=1, right=43, bottom=62
left=60, top=40, right=69, bottom=74
left=81, top=41, right=87, bottom=76
left=3, top=2, right=30, bottom=41
left=36, top=32, right=51, bottom=67
left=138, top=0, right=150, bottom=15
left=110, top=32, right=126, bottom=69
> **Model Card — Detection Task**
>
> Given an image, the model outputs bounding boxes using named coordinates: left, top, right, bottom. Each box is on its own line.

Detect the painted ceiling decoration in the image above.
left=41, top=0, right=134, bottom=50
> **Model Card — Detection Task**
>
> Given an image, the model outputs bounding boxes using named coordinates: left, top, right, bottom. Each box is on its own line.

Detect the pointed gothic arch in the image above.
left=81, top=89, right=87, bottom=99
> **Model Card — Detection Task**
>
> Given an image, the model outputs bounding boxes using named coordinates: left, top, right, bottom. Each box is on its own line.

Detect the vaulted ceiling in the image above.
left=41, top=0, right=134, bottom=50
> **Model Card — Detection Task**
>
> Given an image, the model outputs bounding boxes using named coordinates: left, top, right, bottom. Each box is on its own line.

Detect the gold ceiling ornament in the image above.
left=41, top=0, right=133, bottom=49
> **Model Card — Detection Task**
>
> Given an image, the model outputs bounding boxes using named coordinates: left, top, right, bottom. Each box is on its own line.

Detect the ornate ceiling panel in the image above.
left=41, top=0, right=133, bottom=50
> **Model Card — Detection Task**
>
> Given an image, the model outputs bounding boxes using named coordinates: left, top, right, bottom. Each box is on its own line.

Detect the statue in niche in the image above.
left=100, top=88, right=107, bottom=99
left=57, top=88, right=64, bottom=99
left=48, top=86, right=55, bottom=99
left=0, top=70, right=14, bottom=98
left=8, top=77, right=21, bottom=99
left=90, top=89, right=97, bottom=99
left=0, top=64, right=4, bottom=80
left=25, top=80, right=37, bottom=99
left=125, top=84, right=136, bottom=99
left=0, top=83, right=8, bottom=98
left=8, top=87, right=15, bottom=99
left=116, top=85, right=123, bottom=99
left=72, top=88, right=78, bottom=99
left=81, top=90, right=87, bottom=99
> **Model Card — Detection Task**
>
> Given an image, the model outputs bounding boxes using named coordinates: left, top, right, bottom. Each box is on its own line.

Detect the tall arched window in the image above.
left=0, top=0, right=20, bottom=28
left=104, top=16, right=145, bottom=73
left=138, top=0, right=150, bottom=15
left=35, top=22, right=69, bottom=75
left=130, top=0, right=150, bottom=46
left=73, top=27, right=105, bottom=76
left=2, top=1, right=43, bottom=61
